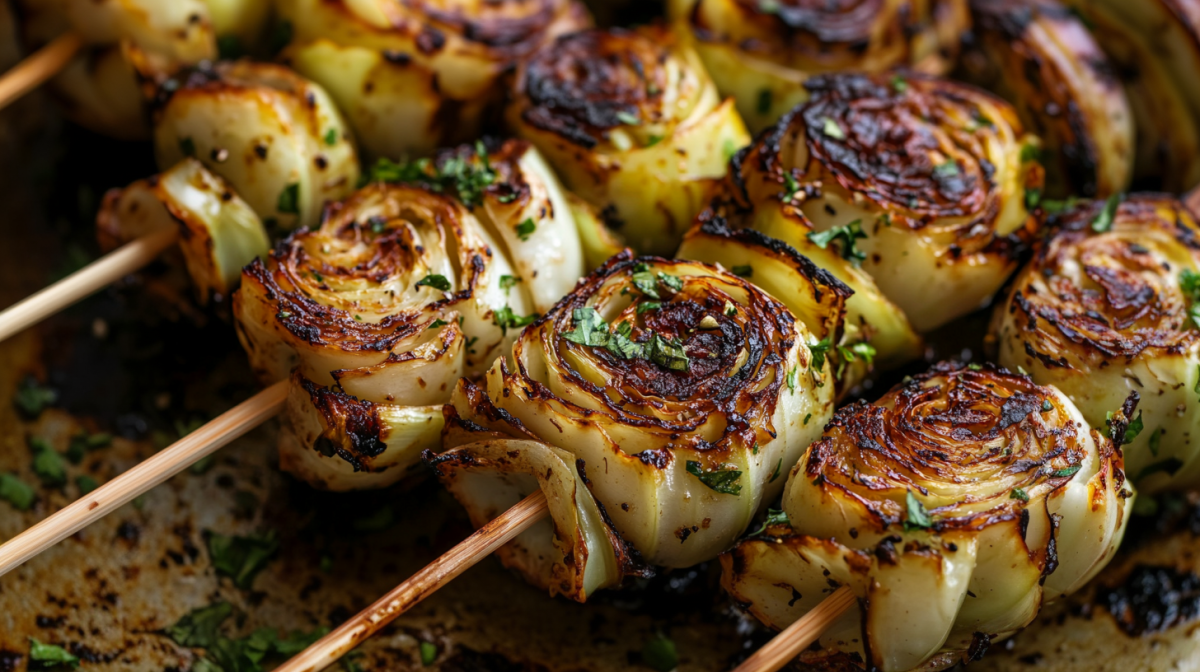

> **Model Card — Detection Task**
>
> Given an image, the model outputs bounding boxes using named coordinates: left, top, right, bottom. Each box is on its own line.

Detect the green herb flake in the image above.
left=420, top=641, right=438, bottom=666
left=14, top=378, right=56, bottom=417
left=500, top=275, right=521, bottom=295
left=516, top=217, right=537, bottom=241
left=414, top=274, right=452, bottom=292
left=803, top=412, right=812, bottom=426
left=648, top=333, right=690, bottom=372
left=428, top=319, right=449, bottom=330
left=748, top=508, right=790, bottom=537
left=783, top=172, right=801, bottom=202
left=806, top=220, right=868, bottom=265
left=167, top=601, right=234, bottom=647
left=562, top=307, right=611, bottom=347
left=769, top=458, right=783, bottom=483
left=1019, top=143, right=1042, bottom=163
left=641, top=632, right=678, bottom=672
left=631, top=270, right=661, bottom=299
left=615, top=110, right=641, bottom=126
left=31, top=445, right=67, bottom=488
left=903, top=490, right=933, bottom=530
left=493, top=306, right=538, bottom=335
left=206, top=531, right=279, bottom=589
left=821, top=117, right=845, bottom=140
left=1150, top=426, right=1164, bottom=457
left=1010, top=487, right=1030, bottom=502
left=637, top=301, right=662, bottom=315
left=657, top=272, right=683, bottom=292
left=277, top=182, right=301, bottom=215
left=731, top=264, right=753, bottom=278
left=808, top=337, right=832, bottom=372
left=933, top=160, right=960, bottom=178
left=29, top=638, right=79, bottom=669
left=1050, top=464, right=1082, bottom=479
left=646, top=134, right=664, bottom=147
left=786, top=367, right=798, bottom=393
left=757, top=88, right=773, bottom=115
left=1090, top=193, right=1123, bottom=232
left=686, top=460, right=742, bottom=496
left=1042, top=399, right=1053, bottom=412
left=0, top=473, right=34, bottom=511
left=324, top=128, right=338, bottom=146
left=891, top=75, right=908, bottom=93
left=76, top=475, right=98, bottom=495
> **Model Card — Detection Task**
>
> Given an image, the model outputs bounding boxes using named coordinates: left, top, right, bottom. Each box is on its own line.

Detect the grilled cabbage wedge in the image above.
left=430, top=227, right=849, bottom=582
left=1061, top=0, right=1200, bottom=192
left=152, top=60, right=360, bottom=232
left=775, top=73, right=1044, bottom=332
left=723, top=364, right=1134, bottom=672
left=667, top=0, right=970, bottom=133
left=506, top=25, right=750, bottom=256
left=235, top=141, right=589, bottom=490
left=275, top=0, right=589, bottom=161
left=14, top=0, right=268, bottom=139
left=96, top=158, right=270, bottom=306
left=955, top=0, right=1133, bottom=199
left=690, top=121, right=925, bottom=389
left=991, top=194, right=1200, bottom=494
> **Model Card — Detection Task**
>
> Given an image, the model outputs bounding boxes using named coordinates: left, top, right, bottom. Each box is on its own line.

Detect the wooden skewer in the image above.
left=0, top=379, right=287, bottom=578
left=274, top=490, right=551, bottom=672
left=731, top=586, right=856, bottom=672
left=0, top=227, right=179, bottom=343
left=0, top=32, right=84, bottom=110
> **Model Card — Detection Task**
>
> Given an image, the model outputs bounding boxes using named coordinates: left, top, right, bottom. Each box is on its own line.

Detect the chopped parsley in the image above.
left=806, top=220, right=867, bottom=265
left=615, top=110, right=640, bottom=126
left=783, top=172, right=801, bottom=202
left=493, top=306, right=538, bottom=334
left=686, top=460, right=742, bottom=496
left=890, top=75, right=908, bottom=93
left=1149, top=426, right=1164, bottom=457
left=14, top=377, right=56, bottom=417
left=835, top=342, right=877, bottom=378
left=277, top=183, right=300, bottom=215
left=28, top=638, right=78, bottom=669
left=933, top=160, right=960, bottom=178
left=364, top=141, right=497, bottom=208
left=1010, top=487, right=1030, bottom=503
left=516, top=217, right=536, bottom=241
left=757, top=88, right=773, bottom=115
left=646, top=134, right=664, bottom=147
left=66, top=431, right=111, bottom=464
left=206, top=530, right=279, bottom=589
left=807, top=337, right=832, bottom=372
left=786, top=366, right=799, bottom=393
left=1090, top=193, right=1123, bottom=232
left=821, top=117, right=845, bottom=140
left=1025, top=187, right=1043, bottom=210
left=1106, top=409, right=1143, bottom=445
left=428, top=319, right=449, bottom=330
left=324, top=128, right=338, bottom=146
left=748, top=509, right=789, bottom=537
left=769, top=458, right=783, bottom=483
left=637, top=301, right=661, bottom=314
left=731, top=264, right=753, bottom=278
left=1180, top=269, right=1200, bottom=329
left=0, top=473, right=34, bottom=510
left=420, top=641, right=438, bottom=666
left=414, top=274, right=451, bottom=292
left=168, top=601, right=234, bottom=647
left=500, top=275, right=521, bottom=295
left=648, top=333, right=690, bottom=371
left=1050, top=464, right=1082, bottom=479
left=903, top=490, right=933, bottom=530
left=641, top=632, right=678, bottom=672
left=31, top=443, right=67, bottom=488
left=76, top=475, right=98, bottom=495
left=562, top=307, right=610, bottom=347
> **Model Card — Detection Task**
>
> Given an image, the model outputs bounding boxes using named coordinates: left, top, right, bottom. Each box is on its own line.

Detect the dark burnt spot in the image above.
left=0, top=652, right=20, bottom=672
left=415, top=27, right=447, bottom=55
left=382, top=50, right=411, bottom=66
left=1099, top=565, right=1200, bottom=636
left=967, top=632, right=991, bottom=662
left=635, top=448, right=671, bottom=469
left=116, top=521, right=140, bottom=544
left=519, top=28, right=672, bottom=149
left=997, top=392, right=1044, bottom=430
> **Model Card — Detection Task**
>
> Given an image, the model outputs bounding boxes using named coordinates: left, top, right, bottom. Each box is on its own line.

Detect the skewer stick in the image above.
left=0, top=227, right=179, bottom=342
left=0, top=379, right=287, bottom=578
left=731, top=586, right=856, bottom=672
left=274, top=491, right=551, bottom=672
left=0, top=32, right=84, bottom=110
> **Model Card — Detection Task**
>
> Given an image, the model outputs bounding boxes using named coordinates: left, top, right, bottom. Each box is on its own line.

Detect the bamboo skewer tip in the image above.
left=0, top=32, right=84, bottom=110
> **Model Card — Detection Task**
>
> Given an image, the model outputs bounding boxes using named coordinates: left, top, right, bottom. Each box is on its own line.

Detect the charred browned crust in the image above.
left=685, top=0, right=923, bottom=58
left=241, top=183, right=485, bottom=352
left=804, top=362, right=1129, bottom=533
left=516, top=27, right=682, bottom=149
left=297, top=373, right=388, bottom=472
left=958, top=0, right=1121, bottom=198
left=417, top=0, right=589, bottom=55
left=1005, top=195, right=1200, bottom=363
left=503, top=250, right=812, bottom=459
